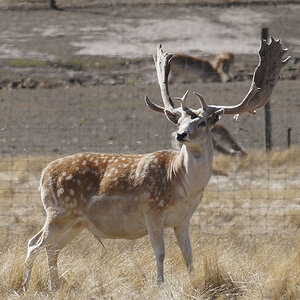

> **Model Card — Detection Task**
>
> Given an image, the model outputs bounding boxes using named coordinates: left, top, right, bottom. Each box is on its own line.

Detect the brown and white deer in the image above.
left=212, top=123, right=246, bottom=155
left=169, top=51, right=235, bottom=83
left=169, top=53, right=222, bottom=83
left=23, top=38, right=289, bottom=291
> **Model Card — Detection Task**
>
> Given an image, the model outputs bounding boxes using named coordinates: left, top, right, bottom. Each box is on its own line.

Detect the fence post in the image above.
left=287, top=128, right=292, bottom=148
left=261, top=27, right=272, bottom=151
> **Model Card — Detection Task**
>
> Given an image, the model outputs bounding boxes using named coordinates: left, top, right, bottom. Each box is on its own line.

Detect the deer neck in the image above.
left=171, top=133, right=214, bottom=197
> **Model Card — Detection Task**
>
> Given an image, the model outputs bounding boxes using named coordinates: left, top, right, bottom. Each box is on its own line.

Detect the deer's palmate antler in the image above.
left=23, top=39, right=289, bottom=292
left=207, top=37, right=290, bottom=118
left=146, top=38, right=290, bottom=120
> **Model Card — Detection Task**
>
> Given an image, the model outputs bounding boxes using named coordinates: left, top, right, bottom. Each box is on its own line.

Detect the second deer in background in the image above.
left=214, top=51, right=235, bottom=82
left=169, top=51, right=235, bottom=83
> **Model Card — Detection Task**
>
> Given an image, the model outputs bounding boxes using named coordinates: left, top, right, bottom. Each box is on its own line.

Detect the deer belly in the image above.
left=171, top=64, right=200, bottom=81
left=85, top=195, right=148, bottom=239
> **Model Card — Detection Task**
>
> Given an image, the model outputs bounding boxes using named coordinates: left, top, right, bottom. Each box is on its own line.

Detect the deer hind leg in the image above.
left=174, top=224, right=194, bottom=272
left=46, top=222, right=85, bottom=291
left=23, top=207, right=82, bottom=291
left=145, top=214, right=165, bottom=285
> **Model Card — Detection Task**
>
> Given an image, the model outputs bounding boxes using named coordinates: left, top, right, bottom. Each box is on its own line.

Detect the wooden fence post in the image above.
left=287, top=128, right=292, bottom=148
left=49, top=0, right=58, bottom=9
left=261, top=27, right=272, bottom=151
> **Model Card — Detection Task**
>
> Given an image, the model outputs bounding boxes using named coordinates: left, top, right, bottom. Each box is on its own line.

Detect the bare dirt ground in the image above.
left=0, top=1, right=299, bottom=155
left=0, top=1, right=299, bottom=86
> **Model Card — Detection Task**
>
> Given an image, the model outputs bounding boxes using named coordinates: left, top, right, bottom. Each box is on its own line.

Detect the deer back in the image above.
left=170, top=54, right=222, bottom=82
left=40, top=151, right=186, bottom=216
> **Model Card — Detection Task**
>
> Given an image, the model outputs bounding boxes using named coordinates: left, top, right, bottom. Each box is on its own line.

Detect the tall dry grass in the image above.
left=0, top=147, right=299, bottom=299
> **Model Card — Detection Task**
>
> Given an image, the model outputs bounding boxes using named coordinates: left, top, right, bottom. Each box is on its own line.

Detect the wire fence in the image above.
left=0, top=78, right=299, bottom=240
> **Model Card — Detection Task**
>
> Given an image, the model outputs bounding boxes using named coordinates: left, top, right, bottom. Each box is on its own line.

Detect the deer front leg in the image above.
left=145, top=214, right=165, bottom=285
left=174, top=224, right=194, bottom=272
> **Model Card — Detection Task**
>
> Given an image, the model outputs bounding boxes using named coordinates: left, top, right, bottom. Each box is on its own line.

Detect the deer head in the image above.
left=145, top=45, right=225, bottom=149
left=145, top=39, right=290, bottom=147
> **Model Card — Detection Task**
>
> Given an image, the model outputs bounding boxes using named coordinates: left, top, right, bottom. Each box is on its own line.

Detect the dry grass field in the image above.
left=0, top=148, right=299, bottom=299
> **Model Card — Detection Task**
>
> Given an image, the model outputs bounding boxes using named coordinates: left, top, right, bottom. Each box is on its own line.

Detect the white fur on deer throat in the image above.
left=176, top=139, right=213, bottom=197
left=163, top=140, right=214, bottom=227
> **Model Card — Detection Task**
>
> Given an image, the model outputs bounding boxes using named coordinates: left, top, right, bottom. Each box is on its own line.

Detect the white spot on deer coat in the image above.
left=57, top=188, right=64, bottom=197
left=158, top=200, right=164, bottom=207
left=70, top=189, right=75, bottom=196
left=66, top=174, right=73, bottom=180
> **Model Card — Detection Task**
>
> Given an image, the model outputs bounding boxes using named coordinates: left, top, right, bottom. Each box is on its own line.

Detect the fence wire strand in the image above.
left=0, top=79, right=299, bottom=240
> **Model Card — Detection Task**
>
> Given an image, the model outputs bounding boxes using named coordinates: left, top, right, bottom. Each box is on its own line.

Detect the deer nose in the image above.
left=176, top=131, right=187, bottom=141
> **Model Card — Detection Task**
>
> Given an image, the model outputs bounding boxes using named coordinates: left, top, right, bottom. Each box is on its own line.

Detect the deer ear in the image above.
left=207, top=108, right=224, bottom=126
left=165, top=110, right=180, bottom=124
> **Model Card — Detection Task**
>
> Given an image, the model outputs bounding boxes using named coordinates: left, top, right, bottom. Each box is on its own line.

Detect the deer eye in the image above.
left=198, top=121, right=206, bottom=127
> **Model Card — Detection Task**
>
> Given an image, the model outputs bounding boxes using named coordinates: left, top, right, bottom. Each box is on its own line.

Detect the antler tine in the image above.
left=206, top=37, right=291, bottom=117
left=145, top=95, right=165, bottom=113
left=193, top=92, right=208, bottom=111
left=175, top=90, right=189, bottom=109
left=282, top=56, right=290, bottom=67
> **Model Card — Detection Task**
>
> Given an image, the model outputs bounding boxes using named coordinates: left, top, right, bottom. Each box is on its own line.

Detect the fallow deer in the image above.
left=214, top=51, right=235, bottom=82
left=23, top=38, right=289, bottom=291
left=169, top=54, right=222, bottom=83
left=212, top=123, right=246, bottom=155
left=169, top=51, right=235, bottom=83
